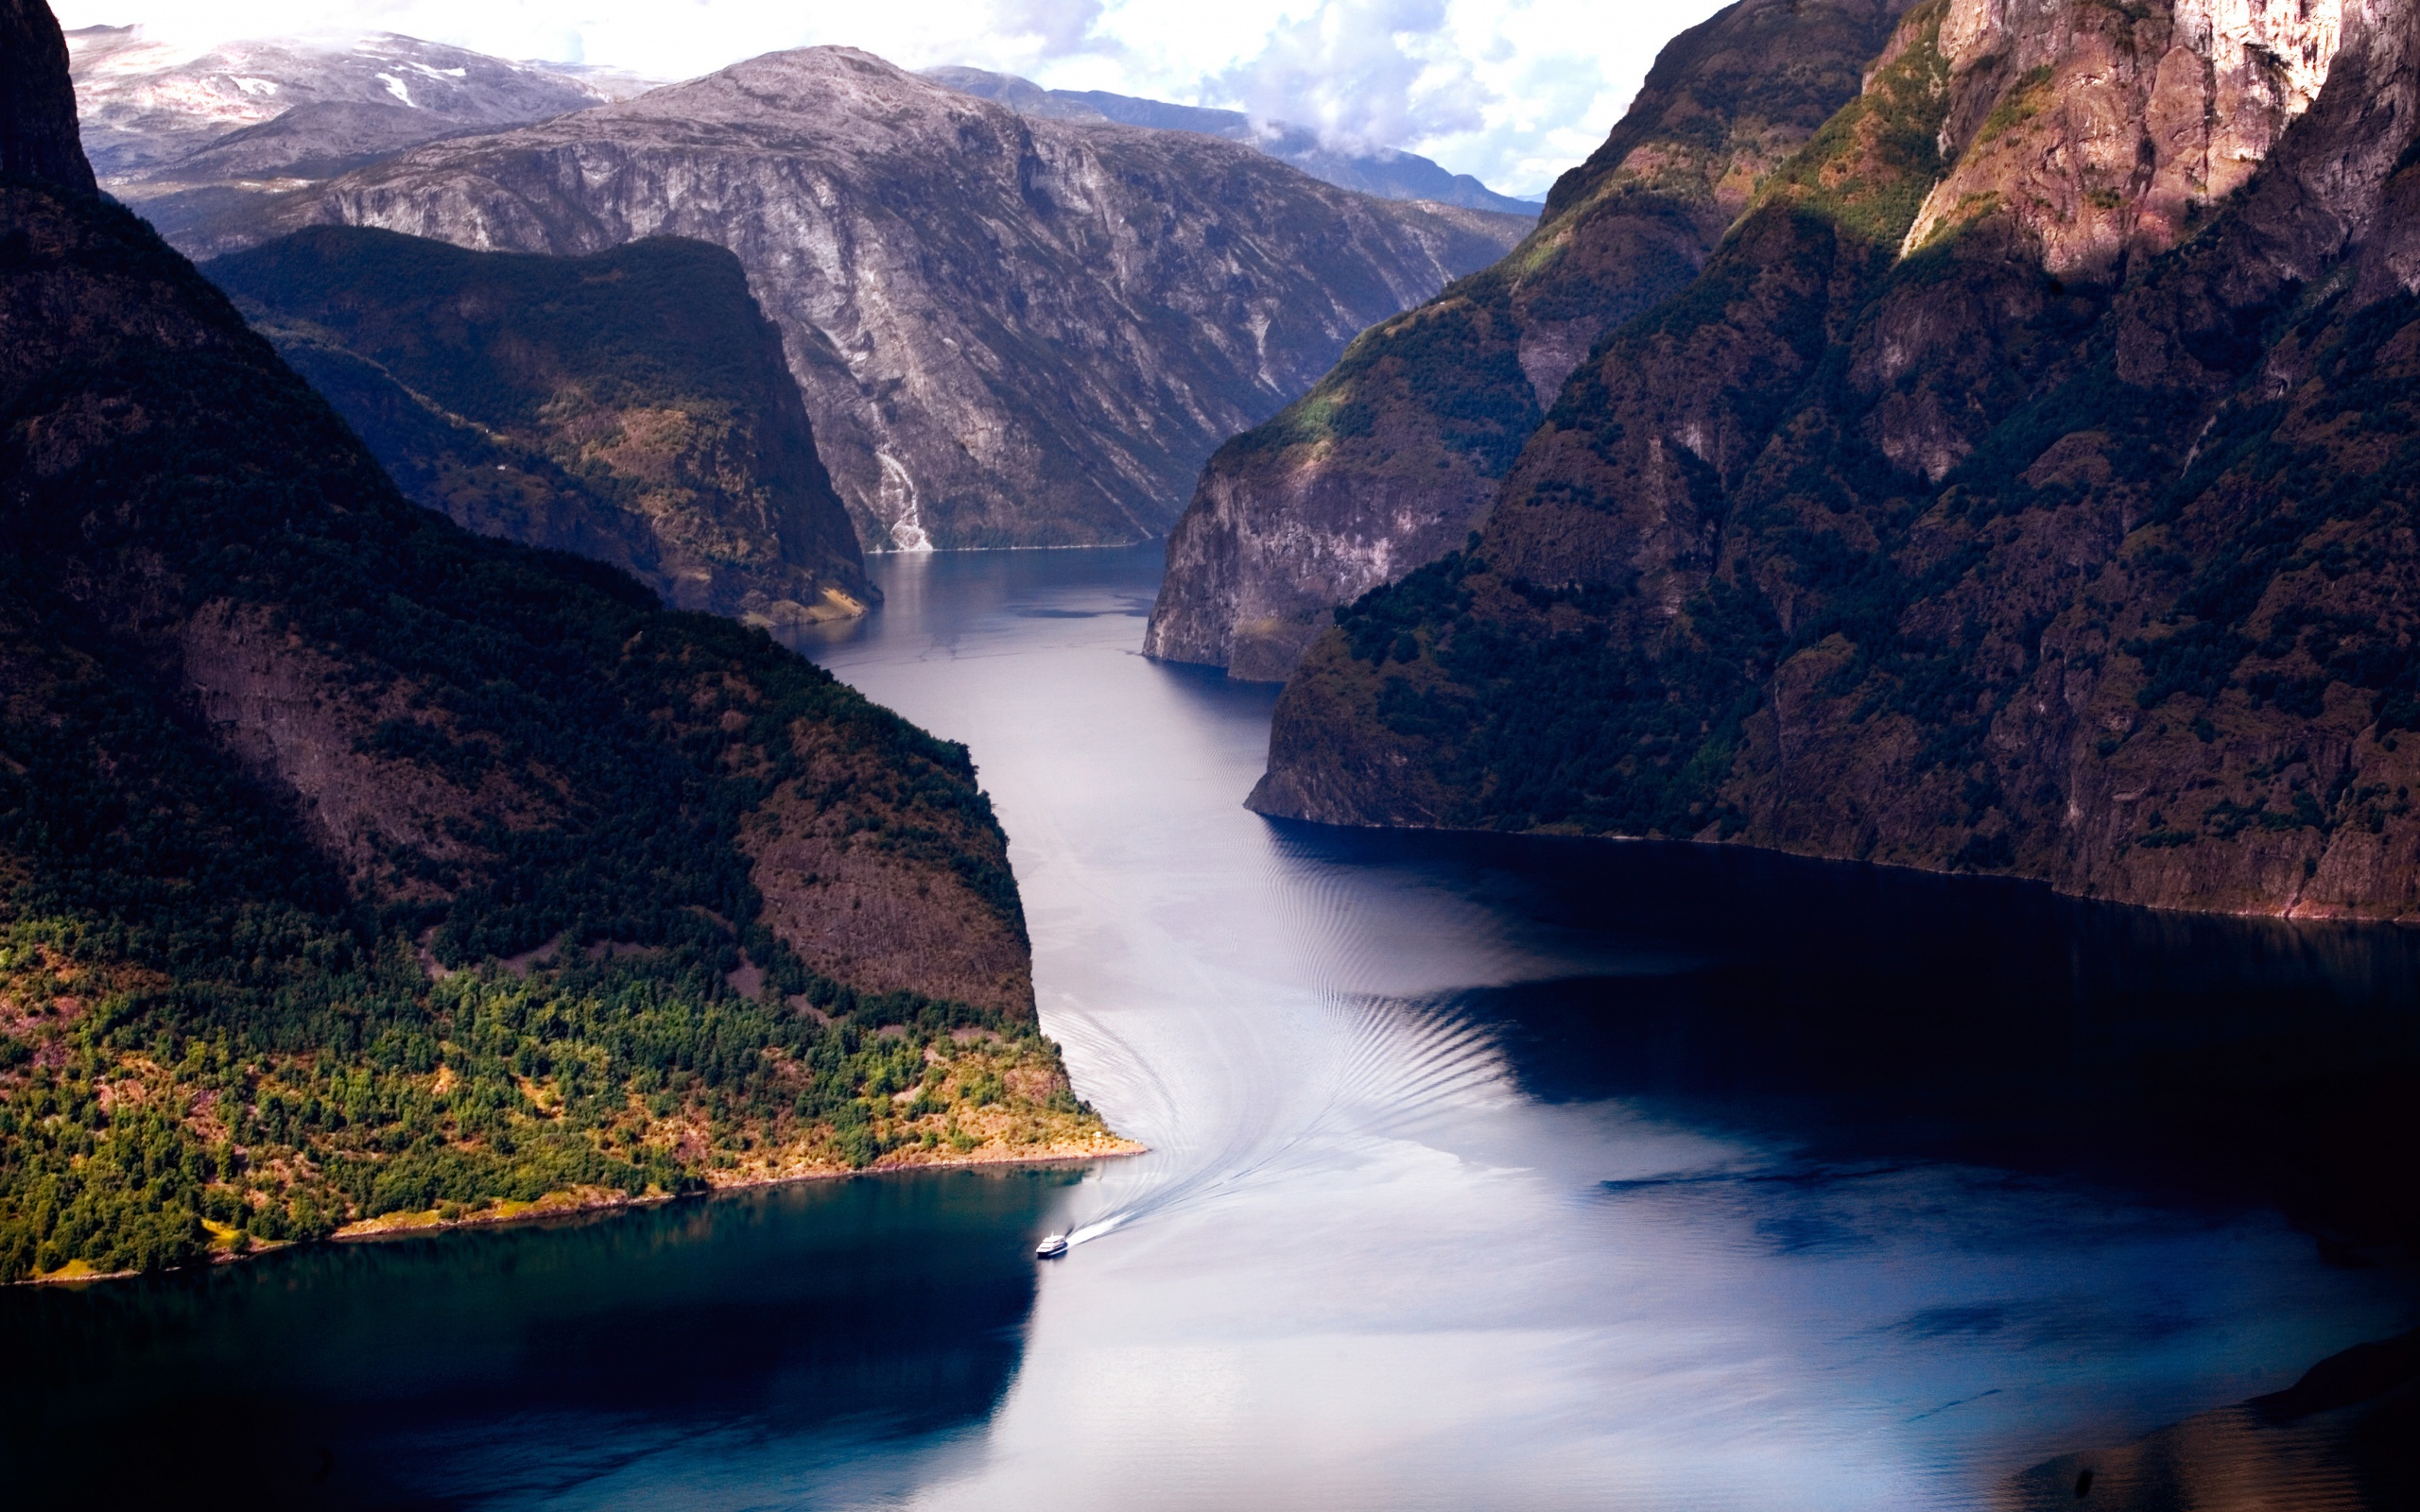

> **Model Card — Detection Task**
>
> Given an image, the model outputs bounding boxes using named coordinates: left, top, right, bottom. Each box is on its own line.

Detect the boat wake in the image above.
left=1056, top=988, right=1508, bottom=1247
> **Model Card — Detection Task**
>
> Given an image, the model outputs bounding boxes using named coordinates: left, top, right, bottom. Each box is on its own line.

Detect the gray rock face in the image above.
left=64, top=26, right=618, bottom=245
left=923, top=65, right=1543, bottom=216
left=223, top=47, right=1532, bottom=551
left=66, top=27, right=614, bottom=177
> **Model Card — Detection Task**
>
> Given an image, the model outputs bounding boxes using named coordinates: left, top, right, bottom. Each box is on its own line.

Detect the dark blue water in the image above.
left=5, top=545, right=2413, bottom=1509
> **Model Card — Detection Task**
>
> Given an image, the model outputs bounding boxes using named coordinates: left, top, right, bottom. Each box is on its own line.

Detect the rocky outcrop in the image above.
left=2008, top=1332, right=2420, bottom=1511
left=207, top=225, right=873, bottom=627
left=1253, top=0, right=2420, bottom=921
left=1144, top=0, right=1917, bottom=679
left=924, top=65, right=1541, bottom=215
left=216, top=47, right=1531, bottom=551
left=2, top=0, right=89, bottom=191
left=1904, top=0, right=2343, bottom=274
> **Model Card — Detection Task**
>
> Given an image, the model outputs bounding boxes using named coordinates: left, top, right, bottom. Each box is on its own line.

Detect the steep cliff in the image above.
left=207, top=226, right=872, bottom=627
left=3, top=0, right=88, bottom=191
left=1144, top=0, right=1916, bottom=680
left=216, top=46, right=1532, bottom=551
left=1253, top=0, right=2420, bottom=921
left=0, top=0, right=1121, bottom=1284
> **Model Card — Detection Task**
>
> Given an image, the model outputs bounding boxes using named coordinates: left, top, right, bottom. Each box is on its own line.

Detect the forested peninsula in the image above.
left=0, top=0, right=1128, bottom=1285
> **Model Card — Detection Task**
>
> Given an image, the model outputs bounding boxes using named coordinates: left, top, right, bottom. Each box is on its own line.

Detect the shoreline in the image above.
left=1246, top=812, right=2420, bottom=929
left=19, top=1137, right=1146, bottom=1284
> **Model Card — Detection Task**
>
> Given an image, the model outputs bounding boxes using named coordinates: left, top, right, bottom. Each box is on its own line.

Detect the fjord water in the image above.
left=8, top=546, right=2414, bottom=1509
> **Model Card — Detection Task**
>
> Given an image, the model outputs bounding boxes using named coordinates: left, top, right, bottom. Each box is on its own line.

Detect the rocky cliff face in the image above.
left=0, top=0, right=1122, bottom=1282
left=2, top=0, right=88, bottom=191
left=1253, top=0, right=2420, bottom=921
left=65, top=26, right=614, bottom=176
left=207, top=226, right=872, bottom=627
left=1144, top=0, right=1916, bottom=680
left=217, top=47, right=1531, bottom=551
left=923, top=65, right=1542, bottom=215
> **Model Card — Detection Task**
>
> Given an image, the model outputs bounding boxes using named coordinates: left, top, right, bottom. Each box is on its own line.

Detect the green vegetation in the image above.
left=1228, top=279, right=1543, bottom=476
left=0, top=183, right=1104, bottom=1283
left=0, top=917, right=1087, bottom=1281
left=1330, top=545, right=1777, bottom=837
left=1283, top=6, right=2420, bottom=893
left=204, top=226, right=868, bottom=620
left=1308, top=3, right=1970, bottom=840
left=1974, top=66, right=2056, bottom=147
left=1746, top=0, right=1951, bottom=249
left=210, top=229, right=795, bottom=443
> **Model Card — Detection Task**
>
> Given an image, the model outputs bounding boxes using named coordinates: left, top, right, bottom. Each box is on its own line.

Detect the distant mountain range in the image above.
left=62, top=29, right=1530, bottom=553
left=922, top=65, right=1543, bottom=216
left=214, top=46, right=1532, bottom=550
left=64, top=26, right=625, bottom=241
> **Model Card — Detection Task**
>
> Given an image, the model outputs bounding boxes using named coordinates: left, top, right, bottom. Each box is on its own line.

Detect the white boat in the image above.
left=1034, top=1232, right=1069, bottom=1259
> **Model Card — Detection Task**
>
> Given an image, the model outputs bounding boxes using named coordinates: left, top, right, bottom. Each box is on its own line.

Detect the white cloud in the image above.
left=50, top=0, right=1728, bottom=196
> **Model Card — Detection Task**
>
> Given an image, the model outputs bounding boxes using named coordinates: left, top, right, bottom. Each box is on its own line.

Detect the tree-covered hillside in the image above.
left=0, top=0, right=1123, bottom=1284
left=207, top=226, right=873, bottom=629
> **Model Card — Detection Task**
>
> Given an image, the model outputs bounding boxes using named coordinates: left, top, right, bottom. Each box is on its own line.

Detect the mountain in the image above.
left=921, top=65, right=1542, bottom=216
left=1249, top=0, right=2420, bottom=922
left=3, top=0, right=87, bottom=191
left=1145, top=0, right=1916, bottom=679
left=207, top=46, right=1534, bottom=551
left=63, top=26, right=622, bottom=245
left=0, top=0, right=1122, bottom=1284
left=207, top=226, right=873, bottom=627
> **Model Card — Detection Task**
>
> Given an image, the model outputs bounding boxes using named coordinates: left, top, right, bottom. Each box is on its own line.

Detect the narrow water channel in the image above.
left=6, top=544, right=2413, bottom=1510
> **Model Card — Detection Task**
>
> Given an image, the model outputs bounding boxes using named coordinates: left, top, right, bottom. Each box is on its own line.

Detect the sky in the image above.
left=50, top=0, right=1730, bottom=198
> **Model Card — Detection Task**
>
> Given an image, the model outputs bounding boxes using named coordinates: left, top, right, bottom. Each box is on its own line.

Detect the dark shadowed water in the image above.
left=7, top=544, right=2415, bottom=1510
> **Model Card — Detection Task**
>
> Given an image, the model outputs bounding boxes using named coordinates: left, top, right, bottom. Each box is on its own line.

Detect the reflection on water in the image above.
left=1311, top=829, right=2420, bottom=1242
left=4, top=1170, right=1080, bottom=1507
left=8, top=544, right=2414, bottom=1510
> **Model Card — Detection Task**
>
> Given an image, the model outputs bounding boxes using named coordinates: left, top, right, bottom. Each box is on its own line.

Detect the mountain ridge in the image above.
left=206, top=225, right=874, bottom=627
left=920, top=64, right=1542, bottom=216
left=65, top=26, right=617, bottom=246
left=199, top=44, right=1532, bottom=551
left=1145, top=0, right=1919, bottom=679
left=0, top=0, right=1123, bottom=1284
left=1247, top=0, right=2420, bottom=921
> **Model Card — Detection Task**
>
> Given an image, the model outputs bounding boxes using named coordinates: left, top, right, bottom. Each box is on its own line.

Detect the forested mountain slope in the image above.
left=208, top=47, right=1531, bottom=551
left=1253, top=0, right=2420, bottom=921
left=1145, top=0, right=1916, bottom=680
left=0, top=0, right=1121, bottom=1285
left=209, top=226, right=873, bottom=627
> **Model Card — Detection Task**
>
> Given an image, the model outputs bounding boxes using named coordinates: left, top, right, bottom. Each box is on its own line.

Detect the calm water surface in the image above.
left=8, top=545, right=2415, bottom=1509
